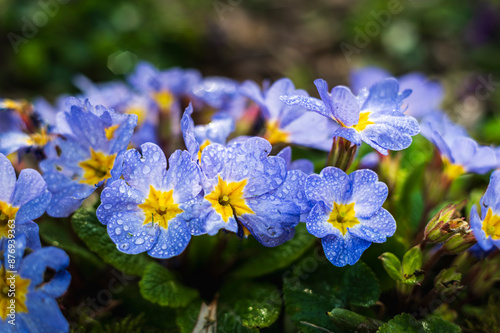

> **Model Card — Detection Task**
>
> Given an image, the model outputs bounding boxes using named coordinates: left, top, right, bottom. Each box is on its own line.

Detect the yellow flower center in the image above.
left=27, top=128, right=51, bottom=147
left=205, top=176, right=255, bottom=223
left=126, top=106, right=147, bottom=125
left=0, top=202, right=18, bottom=239
left=138, top=186, right=183, bottom=230
left=442, top=158, right=465, bottom=180
left=0, top=99, right=23, bottom=111
left=482, top=208, right=500, bottom=240
left=104, top=125, right=120, bottom=141
left=198, top=140, right=211, bottom=161
left=0, top=266, right=30, bottom=320
left=337, top=112, right=374, bottom=132
left=263, top=120, right=289, bottom=145
left=328, top=202, right=360, bottom=236
left=152, top=90, right=175, bottom=113
left=78, top=148, right=116, bottom=185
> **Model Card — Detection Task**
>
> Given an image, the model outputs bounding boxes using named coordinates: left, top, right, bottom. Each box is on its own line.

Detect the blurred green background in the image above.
left=1, top=0, right=500, bottom=140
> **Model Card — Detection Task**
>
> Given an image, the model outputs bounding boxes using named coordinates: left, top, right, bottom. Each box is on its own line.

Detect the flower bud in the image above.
left=424, top=202, right=467, bottom=243
left=442, top=230, right=477, bottom=254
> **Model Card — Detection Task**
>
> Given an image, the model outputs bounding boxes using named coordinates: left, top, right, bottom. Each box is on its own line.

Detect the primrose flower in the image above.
left=471, top=170, right=500, bottom=251
left=74, top=75, right=159, bottom=146
left=240, top=78, right=335, bottom=151
left=181, top=104, right=235, bottom=161
left=198, top=137, right=307, bottom=246
left=0, top=99, right=25, bottom=133
left=420, top=112, right=497, bottom=179
left=0, top=235, right=70, bottom=333
left=305, top=167, right=396, bottom=267
left=351, top=66, right=444, bottom=119
left=191, top=76, right=246, bottom=117
left=0, top=153, right=51, bottom=249
left=128, top=61, right=201, bottom=114
left=280, top=78, right=420, bottom=155
left=40, top=98, right=137, bottom=217
left=97, top=143, right=205, bottom=258
left=0, top=99, right=55, bottom=155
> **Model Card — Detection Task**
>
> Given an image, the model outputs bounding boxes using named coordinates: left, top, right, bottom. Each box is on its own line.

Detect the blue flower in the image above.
left=0, top=99, right=55, bottom=156
left=191, top=76, right=246, bottom=117
left=420, top=111, right=497, bottom=179
left=0, top=99, right=25, bottom=133
left=199, top=137, right=307, bottom=246
left=181, top=104, right=235, bottom=161
left=74, top=75, right=160, bottom=146
left=0, top=153, right=51, bottom=249
left=350, top=66, right=444, bottom=119
left=471, top=170, right=500, bottom=251
left=97, top=143, right=205, bottom=258
left=40, top=98, right=137, bottom=217
left=0, top=235, right=70, bottom=333
left=74, top=75, right=133, bottom=111
left=128, top=61, right=201, bottom=114
left=304, top=167, right=396, bottom=267
left=281, top=78, right=420, bottom=155
left=241, top=78, right=335, bottom=151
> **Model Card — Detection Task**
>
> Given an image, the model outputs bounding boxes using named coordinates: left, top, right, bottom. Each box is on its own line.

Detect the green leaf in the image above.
left=377, top=313, right=423, bottom=333
left=71, top=208, right=153, bottom=276
left=283, top=259, right=380, bottom=332
left=232, top=223, right=316, bottom=278
left=379, top=252, right=403, bottom=282
left=175, top=300, right=206, bottom=333
left=423, top=316, right=461, bottom=333
left=328, top=308, right=382, bottom=332
left=435, top=266, right=462, bottom=292
left=401, top=246, right=423, bottom=285
left=89, top=314, right=145, bottom=333
left=139, top=263, right=199, bottom=308
left=218, top=281, right=281, bottom=330
left=378, top=313, right=461, bottom=333
left=117, top=284, right=178, bottom=330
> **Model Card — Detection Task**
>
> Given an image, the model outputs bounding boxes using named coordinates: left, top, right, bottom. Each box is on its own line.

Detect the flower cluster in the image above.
left=421, top=112, right=497, bottom=179
left=4, top=61, right=500, bottom=330
left=0, top=154, right=70, bottom=332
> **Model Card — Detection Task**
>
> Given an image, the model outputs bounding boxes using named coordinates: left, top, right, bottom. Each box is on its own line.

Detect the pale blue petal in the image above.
left=350, top=66, right=390, bottom=94
left=107, top=211, right=158, bottom=254
left=280, top=95, right=329, bottom=118
left=0, top=153, right=16, bottom=203
left=165, top=150, right=203, bottom=203
left=12, top=169, right=51, bottom=223
left=122, top=143, right=167, bottom=194
left=20, top=247, right=70, bottom=298
left=348, top=169, right=388, bottom=218
left=285, top=112, right=337, bottom=151
left=147, top=217, right=191, bottom=258
left=181, top=103, right=199, bottom=159
left=470, top=205, right=493, bottom=251
left=329, top=85, right=360, bottom=126
left=228, top=137, right=287, bottom=197
left=322, top=233, right=371, bottom=267
left=0, top=131, right=32, bottom=155
left=306, top=202, right=341, bottom=239
left=349, top=208, right=396, bottom=243
left=19, top=292, right=69, bottom=333
left=305, top=167, right=351, bottom=206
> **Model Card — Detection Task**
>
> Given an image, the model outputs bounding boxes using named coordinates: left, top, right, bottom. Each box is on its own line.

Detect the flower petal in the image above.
left=321, top=233, right=371, bottom=267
